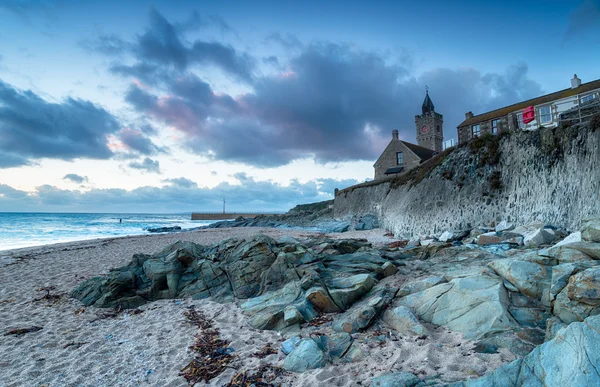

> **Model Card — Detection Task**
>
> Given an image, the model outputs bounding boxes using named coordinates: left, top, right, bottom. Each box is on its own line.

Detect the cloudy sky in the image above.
left=1, top=0, right=599, bottom=212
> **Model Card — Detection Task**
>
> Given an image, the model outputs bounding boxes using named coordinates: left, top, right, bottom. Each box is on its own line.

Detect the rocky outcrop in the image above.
left=72, top=217, right=600, bottom=383
left=452, top=314, right=600, bottom=386
left=398, top=276, right=516, bottom=341
left=334, top=123, right=600, bottom=237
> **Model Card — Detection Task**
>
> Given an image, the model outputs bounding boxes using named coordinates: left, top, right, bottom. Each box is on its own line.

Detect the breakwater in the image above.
left=190, top=213, right=278, bottom=220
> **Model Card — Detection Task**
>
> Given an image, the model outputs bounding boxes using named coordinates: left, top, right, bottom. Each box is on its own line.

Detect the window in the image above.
left=581, top=94, right=596, bottom=104
left=539, top=105, right=552, bottom=124
left=471, top=124, right=481, bottom=138
left=396, top=152, right=404, bottom=165
left=516, top=113, right=525, bottom=129
left=491, top=119, right=499, bottom=134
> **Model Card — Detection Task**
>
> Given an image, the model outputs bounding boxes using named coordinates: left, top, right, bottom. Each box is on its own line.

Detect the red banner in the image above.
left=523, top=106, right=535, bottom=124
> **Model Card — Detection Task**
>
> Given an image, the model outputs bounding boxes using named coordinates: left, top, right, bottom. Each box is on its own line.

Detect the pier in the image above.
left=190, top=213, right=278, bottom=220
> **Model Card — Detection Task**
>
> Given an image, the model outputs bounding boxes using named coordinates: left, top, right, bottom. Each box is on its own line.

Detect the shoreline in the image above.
left=0, top=227, right=403, bottom=386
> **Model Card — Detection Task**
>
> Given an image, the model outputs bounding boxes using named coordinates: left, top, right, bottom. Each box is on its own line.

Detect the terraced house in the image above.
left=373, top=91, right=441, bottom=180
left=457, top=75, right=600, bottom=144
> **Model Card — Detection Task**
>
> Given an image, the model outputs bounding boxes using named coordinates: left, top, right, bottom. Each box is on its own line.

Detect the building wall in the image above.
left=415, top=112, right=444, bottom=151
left=458, top=89, right=600, bottom=144
left=374, top=140, right=422, bottom=180
left=458, top=116, right=509, bottom=143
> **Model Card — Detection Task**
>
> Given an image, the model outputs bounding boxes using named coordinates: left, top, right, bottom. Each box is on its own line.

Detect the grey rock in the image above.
left=439, top=231, right=454, bottom=242
left=371, top=372, right=420, bottom=387
left=283, top=339, right=327, bottom=372
left=327, top=274, right=376, bottom=311
left=146, top=226, right=182, bottom=233
left=282, top=336, right=301, bottom=355
left=523, top=228, right=557, bottom=246
left=398, top=276, right=517, bottom=340
left=553, top=265, right=600, bottom=323
left=382, top=305, right=428, bottom=336
left=397, top=276, right=447, bottom=298
left=564, top=242, right=600, bottom=260
left=488, top=258, right=551, bottom=300
left=224, top=235, right=278, bottom=299
left=495, top=221, right=514, bottom=233
left=458, top=314, right=600, bottom=385
left=581, top=217, right=600, bottom=243
left=355, top=214, right=379, bottom=230
left=544, top=317, right=566, bottom=342
left=553, top=247, right=595, bottom=263
left=333, top=287, right=397, bottom=333
left=544, top=231, right=582, bottom=257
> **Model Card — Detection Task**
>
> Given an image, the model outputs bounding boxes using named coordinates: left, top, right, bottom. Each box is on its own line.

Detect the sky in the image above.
left=0, top=0, right=599, bottom=213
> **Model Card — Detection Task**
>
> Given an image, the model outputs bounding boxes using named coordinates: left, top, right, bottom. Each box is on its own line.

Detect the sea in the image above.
left=0, top=212, right=219, bottom=252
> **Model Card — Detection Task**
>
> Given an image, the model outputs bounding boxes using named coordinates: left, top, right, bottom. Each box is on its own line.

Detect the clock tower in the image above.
left=415, top=90, right=443, bottom=152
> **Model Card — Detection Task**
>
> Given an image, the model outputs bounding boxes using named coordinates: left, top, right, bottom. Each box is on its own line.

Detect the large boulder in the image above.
left=553, top=267, right=600, bottom=323
left=283, top=339, right=327, bottom=373
left=326, top=274, right=376, bottom=311
left=223, top=235, right=278, bottom=299
left=523, top=228, right=557, bottom=246
left=333, top=286, right=398, bottom=333
left=398, top=276, right=517, bottom=340
left=488, top=258, right=551, bottom=300
left=581, top=217, right=600, bottom=242
left=355, top=214, right=379, bottom=230
left=240, top=281, right=303, bottom=330
left=563, top=242, right=600, bottom=260
left=453, top=314, right=600, bottom=386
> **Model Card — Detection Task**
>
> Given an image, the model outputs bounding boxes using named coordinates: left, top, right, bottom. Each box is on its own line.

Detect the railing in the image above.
left=442, top=138, right=457, bottom=150
left=511, top=89, right=600, bottom=130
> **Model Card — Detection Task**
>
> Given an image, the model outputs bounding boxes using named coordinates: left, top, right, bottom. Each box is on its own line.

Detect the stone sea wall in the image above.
left=334, top=121, right=600, bottom=237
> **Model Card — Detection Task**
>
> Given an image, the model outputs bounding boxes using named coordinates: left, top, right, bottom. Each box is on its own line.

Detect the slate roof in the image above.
left=422, top=91, right=435, bottom=114
left=400, top=141, right=437, bottom=161
left=385, top=166, right=404, bottom=175
left=458, top=79, right=600, bottom=128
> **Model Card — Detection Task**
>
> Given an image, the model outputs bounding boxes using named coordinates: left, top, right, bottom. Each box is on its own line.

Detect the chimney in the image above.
left=465, top=111, right=474, bottom=120
left=571, top=74, right=581, bottom=89
left=392, top=129, right=399, bottom=140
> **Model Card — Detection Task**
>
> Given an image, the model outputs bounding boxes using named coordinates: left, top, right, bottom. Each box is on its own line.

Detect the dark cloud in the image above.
left=0, top=183, right=29, bottom=199
left=0, top=79, right=122, bottom=168
left=97, top=9, right=254, bottom=82
left=63, top=174, right=89, bottom=184
left=117, top=127, right=167, bottom=156
left=263, top=56, right=279, bottom=66
left=128, top=157, right=160, bottom=173
left=162, top=177, right=198, bottom=188
left=563, top=0, right=600, bottom=44
left=0, top=177, right=358, bottom=213
left=0, top=152, right=31, bottom=168
left=120, top=39, right=542, bottom=167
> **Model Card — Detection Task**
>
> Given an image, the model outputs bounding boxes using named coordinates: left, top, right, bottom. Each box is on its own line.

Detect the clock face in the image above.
left=421, top=125, right=429, bottom=134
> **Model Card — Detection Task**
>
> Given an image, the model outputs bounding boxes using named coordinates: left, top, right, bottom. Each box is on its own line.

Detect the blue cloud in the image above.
left=63, top=174, right=89, bottom=184
left=128, top=157, right=161, bottom=173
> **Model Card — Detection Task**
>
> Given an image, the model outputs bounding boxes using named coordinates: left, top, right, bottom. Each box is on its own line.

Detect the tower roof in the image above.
left=422, top=91, right=435, bottom=114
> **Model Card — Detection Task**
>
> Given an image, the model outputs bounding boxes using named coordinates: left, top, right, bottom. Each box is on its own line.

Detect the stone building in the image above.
left=373, top=92, right=441, bottom=179
left=415, top=91, right=444, bottom=152
left=457, top=75, right=600, bottom=144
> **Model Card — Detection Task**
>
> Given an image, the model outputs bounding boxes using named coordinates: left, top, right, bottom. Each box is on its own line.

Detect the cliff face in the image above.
left=334, top=120, right=600, bottom=237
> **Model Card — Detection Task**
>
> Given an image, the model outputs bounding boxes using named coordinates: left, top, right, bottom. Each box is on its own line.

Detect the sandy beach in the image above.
left=0, top=228, right=511, bottom=386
